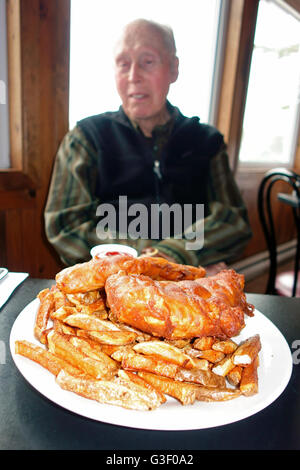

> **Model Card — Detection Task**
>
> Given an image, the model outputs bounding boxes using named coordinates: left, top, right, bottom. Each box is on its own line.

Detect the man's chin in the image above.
left=126, top=109, right=151, bottom=121
left=124, top=103, right=156, bottom=120
left=124, top=105, right=169, bottom=130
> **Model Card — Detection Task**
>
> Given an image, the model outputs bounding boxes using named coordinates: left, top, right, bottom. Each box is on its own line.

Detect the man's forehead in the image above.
left=114, top=24, right=167, bottom=57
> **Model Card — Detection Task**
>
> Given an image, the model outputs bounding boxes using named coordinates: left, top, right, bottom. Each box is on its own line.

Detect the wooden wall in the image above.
left=236, top=171, right=299, bottom=259
left=0, top=0, right=69, bottom=278
left=0, top=0, right=299, bottom=279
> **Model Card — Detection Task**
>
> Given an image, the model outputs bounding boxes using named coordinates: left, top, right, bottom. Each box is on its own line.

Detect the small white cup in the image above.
left=90, top=244, right=138, bottom=259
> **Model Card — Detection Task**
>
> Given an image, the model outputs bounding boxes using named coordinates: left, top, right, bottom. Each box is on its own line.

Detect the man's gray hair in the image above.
left=122, top=18, right=177, bottom=57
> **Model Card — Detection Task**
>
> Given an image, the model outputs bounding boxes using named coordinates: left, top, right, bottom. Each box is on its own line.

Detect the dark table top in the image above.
left=1, top=277, right=300, bottom=451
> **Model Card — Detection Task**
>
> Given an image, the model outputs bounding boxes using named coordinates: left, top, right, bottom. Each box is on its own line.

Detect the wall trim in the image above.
left=230, top=239, right=297, bottom=281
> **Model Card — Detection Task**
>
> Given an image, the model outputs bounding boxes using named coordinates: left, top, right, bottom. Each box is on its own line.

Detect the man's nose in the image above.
left=128, top=62, right=142, bottom=82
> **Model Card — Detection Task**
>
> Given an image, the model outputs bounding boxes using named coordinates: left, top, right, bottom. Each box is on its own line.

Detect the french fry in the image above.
left=122, top=350, right=179, bottom=379
left=40, top=327, right=54, bottom=346
left=240, top=355, right=259, bottom=396
left=79, top=329, right=138, bottom=345
left=189, top=349, right=225, bottom=363
left=47, top=330, right=114, bottom=379
left=212, top=339, right=238, bottom=354
left=138, top=371, right=199, bottom=405
left=34, top=289, right=55, bottom=344
left=64, top=313, right=121, bottom=332
left=182, top=348, right=211, bottom=370
left=232, top=335, right=261, bottom=366
left=50, top=306, right=78, bottom=321
left=66, top=290, right=104, bottom=307
left=52, top=288, right=74, bottom=310
left=109, top=319, right=153, bottom=342
left=165, top=339, right=191, bottom=349
left=195, top=386, right=241, bottom=402
left=37, top=288, right=50, bottom=302
left=15, top=340, right=90, bottom=378
left=118, top=369, right=166, bottom=404
left=211, top=356, right=236, bottom=377
left=80, top=305, right=108, bottom=317
left=71, top=334, right=115, bottom=356
left=56, top=370, right=162, bottom=410
left=193, top=337, right=215, bottom=350
left=53, top=319, right=77, bottom=336
left=67, top=290, right=108, bottom=317
left=111, top=345, right=135, bottom=362
left=133, top=341, right=194, bottom=368
left=69, top=336, right=119, bottom=375
left=175, top=367, right=226, bottom=388
left=187, top=357, right=210, bottom=371
left=98, top=344, right=124, bottom=357
left=226, top=366, right=243, bottom=386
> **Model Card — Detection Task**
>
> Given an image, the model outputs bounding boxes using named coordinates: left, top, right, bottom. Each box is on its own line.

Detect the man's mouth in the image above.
left=130, top=94, right=148, bottom=100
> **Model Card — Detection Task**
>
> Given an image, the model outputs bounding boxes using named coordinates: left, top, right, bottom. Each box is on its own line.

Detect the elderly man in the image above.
left=45, top=18, right=252, bottom=267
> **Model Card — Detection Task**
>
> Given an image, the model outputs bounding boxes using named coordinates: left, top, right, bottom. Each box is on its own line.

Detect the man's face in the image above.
left=114, top=24, right=178, bottom=127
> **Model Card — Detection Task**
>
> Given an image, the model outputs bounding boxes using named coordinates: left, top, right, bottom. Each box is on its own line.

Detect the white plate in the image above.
left=10, top=299, right=293, bottom=431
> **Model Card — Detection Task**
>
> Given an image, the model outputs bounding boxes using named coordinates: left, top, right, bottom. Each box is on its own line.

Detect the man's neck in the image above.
left=132, top=107, right=171, bottom=137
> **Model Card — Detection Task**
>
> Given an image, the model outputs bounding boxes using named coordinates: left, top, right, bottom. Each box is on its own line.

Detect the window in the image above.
left=69, top=0, right=223, bottom=129
left=0, top=0, right=10, bottom=169
left=239, top=0, right=300, bottom=166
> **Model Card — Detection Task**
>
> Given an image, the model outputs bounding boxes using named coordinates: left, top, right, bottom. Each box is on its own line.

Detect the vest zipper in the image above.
left=153, top=159, right=162, bottom=208
left=153, top=159, right=162, bottom=180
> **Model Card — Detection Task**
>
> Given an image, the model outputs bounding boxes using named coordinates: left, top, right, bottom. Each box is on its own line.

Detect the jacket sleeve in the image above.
left=44, top=126, right=102, bottom=265
left=153, top=148, right=252, bottom=267
left=44, top=126, right=145, bottom=266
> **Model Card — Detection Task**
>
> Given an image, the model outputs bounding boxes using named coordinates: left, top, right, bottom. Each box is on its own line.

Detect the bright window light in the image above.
left=239, top=0, right=300, bottom=166
left=69, top=0, right=221, bottom=129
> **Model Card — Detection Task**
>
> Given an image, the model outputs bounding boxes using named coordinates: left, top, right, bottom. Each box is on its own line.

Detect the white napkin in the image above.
left=0, top=271, right=29, bottom=309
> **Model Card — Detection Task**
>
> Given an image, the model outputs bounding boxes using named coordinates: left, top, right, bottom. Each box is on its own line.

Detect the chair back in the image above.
left=257, top=167, right=300, bottom=296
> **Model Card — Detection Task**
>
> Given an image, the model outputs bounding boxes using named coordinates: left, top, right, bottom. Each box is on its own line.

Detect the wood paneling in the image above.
left=0, top=0, right=69, bottom=278
left=0, top=211, right=7, bottom=267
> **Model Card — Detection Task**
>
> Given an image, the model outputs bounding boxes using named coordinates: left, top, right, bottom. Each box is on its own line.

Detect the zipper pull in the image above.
left=153, top=160, right=162, bottom=179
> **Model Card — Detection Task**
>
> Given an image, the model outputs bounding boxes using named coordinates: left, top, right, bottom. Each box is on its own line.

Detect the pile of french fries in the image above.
left=15, top=285, right=261, bottom=411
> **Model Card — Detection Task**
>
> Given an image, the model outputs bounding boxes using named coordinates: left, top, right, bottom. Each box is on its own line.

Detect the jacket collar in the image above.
left=113, top=101, right=190, bottom=131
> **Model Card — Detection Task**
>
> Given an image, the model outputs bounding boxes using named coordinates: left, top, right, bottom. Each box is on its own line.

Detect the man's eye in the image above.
left=117, top=61, right=129, bottom=70
left=141, top=57, right=156, bottom=69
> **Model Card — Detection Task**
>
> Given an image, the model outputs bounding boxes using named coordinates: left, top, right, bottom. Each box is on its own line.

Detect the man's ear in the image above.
left=170, top=56, right=179, bottom=83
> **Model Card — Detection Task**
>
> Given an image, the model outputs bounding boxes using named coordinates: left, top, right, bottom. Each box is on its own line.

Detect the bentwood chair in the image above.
left=257, top=167, right=300, bottom=297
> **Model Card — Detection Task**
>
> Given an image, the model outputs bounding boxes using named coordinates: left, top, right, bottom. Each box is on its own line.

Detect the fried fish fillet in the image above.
left=55, top=254, right=206, bottom=293
left=105, top=269, right=254, bottom=340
